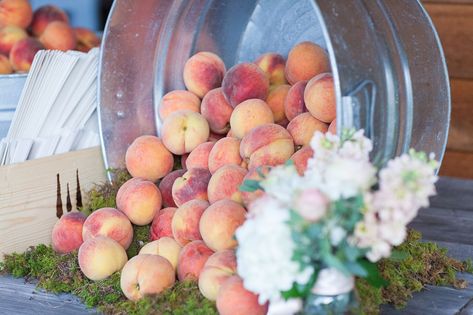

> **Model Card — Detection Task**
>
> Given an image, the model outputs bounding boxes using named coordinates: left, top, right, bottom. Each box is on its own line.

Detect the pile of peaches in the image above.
left=0, top=0, right=100, bottom=74
left=51, top=41, right=335, bottom=315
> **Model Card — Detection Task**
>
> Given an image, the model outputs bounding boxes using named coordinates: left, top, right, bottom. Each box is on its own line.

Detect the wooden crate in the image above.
left=0, top=147, right=106, bottom=260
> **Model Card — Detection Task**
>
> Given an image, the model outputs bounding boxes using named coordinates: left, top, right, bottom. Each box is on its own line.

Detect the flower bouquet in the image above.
left=236, top=129, right=438, bottom=314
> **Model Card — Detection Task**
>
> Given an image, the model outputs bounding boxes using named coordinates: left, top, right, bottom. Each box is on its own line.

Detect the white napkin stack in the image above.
left=0, top=48, right=100, bottom=165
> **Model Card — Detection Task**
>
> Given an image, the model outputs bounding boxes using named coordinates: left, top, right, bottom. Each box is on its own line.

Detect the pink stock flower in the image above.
left=294, top=189, right=328, bottom=222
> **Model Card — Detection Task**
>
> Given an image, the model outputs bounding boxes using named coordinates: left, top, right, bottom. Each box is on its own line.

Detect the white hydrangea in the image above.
left=260, top=164, right=303, bottom=206
left=236, top=195, right=313, bottom=304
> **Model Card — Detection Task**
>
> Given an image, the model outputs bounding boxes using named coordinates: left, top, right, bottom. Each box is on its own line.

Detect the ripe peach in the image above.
left=82, top=207, right=133, bottom=250
left=208, top=131, right=225, bottom=142
left=222, top=63, right=269, bottom=108
left=161, top=110, right=210, bottom=155
left=285, top=41, right=330, bottom=84
left=287, top=113, right=328, bottom=147
left=9, top=37, right=43, bottom=72
left=139, top=237, right=182, bottom=270
left=172, top=168, right=211, bottom=206
left=172, top=199, right=208, bottom=246
left=208, top=165, right=247, bottom=204
left=159, top=170, right=186, bottom=208
left=217, top=276, right=269, bottom=315
left=198, top=250, right=237, bottom=301
left=199, top=199, right=246, bottom=251
left=177, top=240, right=214, bottom=281
left=120, top=254, right=175, bottom=301
left=158, top=90, right=201, bottom=121
left=254, top=52, right=287, bottom=86
left=227, top=129, right=236, bottom=138
left=328, top=118, right=337, bottom=134
left=186, top=141, right=214, bottom=170
left=74, top=27, right=100, bottom=53
left=230, top=99, right=274, bottom=139
left=0, top=54, right=12, bottom=74
left=291, top=146, right=314, bottom=175
left=240, top=124, right=295, bottom=170
left=241, top=165, right=271, bottom=207
left=78, top=236, right=128, bottom=281
left=304, top=73, right=336, bottom=123
left=183, top=51, right=226, bottom=98
left=0, top=26, right=27, bottom=55
left=39, top=21, right=76, bottom=51
left=201, top=88, right=233, bottom=134
left=181, top=154, right=188, bottom=170
left=125, top=135, right=174, bottom=182
left=266, top=84, right=290, bottom=125
left=284, top=80, right=308, bottom=121
left=150, top=207, right=176, bottom=241
left=0, top=0, right=33, bottom=29
left=116, top=177, right=162, bottom=226
left=208, top=137, right=244, bottom=174
left=30, top=5, right=68, bottom=36
left=51, top=212, right=86, bottom=254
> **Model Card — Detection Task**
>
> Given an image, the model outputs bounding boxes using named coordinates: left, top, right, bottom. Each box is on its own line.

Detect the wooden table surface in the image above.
left=1, top=176, right=473, bottom=315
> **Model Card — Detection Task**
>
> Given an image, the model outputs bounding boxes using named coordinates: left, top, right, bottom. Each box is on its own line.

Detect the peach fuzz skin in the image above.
left=120, top=254, right=175, bottom=301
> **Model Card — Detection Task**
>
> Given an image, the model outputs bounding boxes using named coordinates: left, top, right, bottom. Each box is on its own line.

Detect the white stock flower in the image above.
left=260, top=164, right=303, bottom=206
left=236, top=195, right=313, bottom=304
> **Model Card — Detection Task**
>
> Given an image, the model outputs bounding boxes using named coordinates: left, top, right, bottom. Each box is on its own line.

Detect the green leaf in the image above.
left=389, top=250, right=408, bottom=262
left=359, top=259, right=389, bottom=288
left=281, top=270, right=318, bottom=300
left=345, top=261, right=368, bottom=277
left=239, top=179, right=262, bottom=192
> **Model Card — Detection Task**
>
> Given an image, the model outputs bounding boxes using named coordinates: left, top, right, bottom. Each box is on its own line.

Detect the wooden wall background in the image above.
left=422, top=0, right=473, bottom=178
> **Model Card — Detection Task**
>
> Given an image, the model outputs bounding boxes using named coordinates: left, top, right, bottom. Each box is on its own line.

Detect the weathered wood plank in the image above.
left=430, top=177, right=473, bottom=209
left=446, top=79, right=473, bottom=152
left=439, top=151, right=473, bottom=179
left=0, top=276, right=97, bottom=315
left=423, top=3, right=473, bottom=79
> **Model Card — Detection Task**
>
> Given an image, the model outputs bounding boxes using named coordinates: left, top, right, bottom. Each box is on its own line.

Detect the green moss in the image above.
left=357, top=229, right=471, bottom=315
left=126, top=225, right=151, bottom=258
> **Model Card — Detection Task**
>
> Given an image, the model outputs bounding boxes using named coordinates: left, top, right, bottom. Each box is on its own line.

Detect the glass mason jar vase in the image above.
left=98, top=0, right=450, bottom=175
left=303, top=268, right=358, bottom=315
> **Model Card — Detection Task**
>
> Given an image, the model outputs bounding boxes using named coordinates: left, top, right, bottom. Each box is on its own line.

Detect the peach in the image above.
left=82, top=207, right=133, bottom=249
left=51, top=211, right=86, bottom=254
left=159, top=170, right=186, bottom=208
left=207, top=165, right=247, bottom=204
left=116, top=177, right=162, bottom=226
left=208, top=131, right=225, bottom=142
left=74, top=27, right=100, bottom=53
left=0, top=54, right=12, bottom=74
left=0, top=25, right=27, bottom=55
left=287, top=113, right=328, bottom=147
left=158, top=90, right=201, bottom=121
left=9, top=37, right=43, bottom=72
left=78, top=236, right=128, bottom=281
left=227, top=129, right=236, bottom=138
left=161, top=110, right=210, bottom=155
left=284, top=80, right=308, bottom=121
left=198, top=250, right=237, bottom=301
left=217, top=276, right=269, bottom=315
left=39, top=21, right=76, bottom=51
left=183, top=51, right=226, bottom=98
left=240, top=124, right=295, bottom=170
left=222, top=63, right=269, bottom=108
left=172, top=168, right=211, bottom=206
left=208, top=137, right=244, bottom=174
left=290, top=146, right=314, bottom=175
left=199, top=199, right=246, bottom=251
left=177, top=240, right=214, bottom=281
left=328, top=118, right=337, bottom=134
left=254, top=52, right=287, bottom=86
left=172, top=199, right=208, bottom=246
left=30, top=5, right=68, bottom=36
left=139, top=237, right=182, bottom=270
left=285, top=41, right=330, bottom=84
left=0, top=0, right=33, bottom=29
left=181, top=154, right=188, bottom=170
left=230, top=99, right=274, bottom=139
left=186, top=141, right=214, bottom=170
left=201, top=88, right=233, bottom=134
left=120, top=254, right=175, bottom=301
left=241, top=165, right=271, bottom=207
left=125, top=135, right=174, bottom=182
left=304, top=73, right=336, bottom=123
left=150, top=207, right=176, bottom=241
left=266, top=84, right=290, bottom=124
